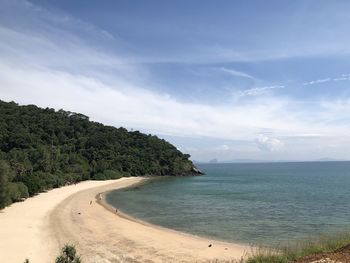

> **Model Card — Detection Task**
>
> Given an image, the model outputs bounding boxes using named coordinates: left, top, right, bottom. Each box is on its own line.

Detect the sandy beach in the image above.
left=0, top=177, right=248, bottom=263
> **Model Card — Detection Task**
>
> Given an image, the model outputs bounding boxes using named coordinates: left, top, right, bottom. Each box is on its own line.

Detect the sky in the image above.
left=1, top=0, right=350, bottom=162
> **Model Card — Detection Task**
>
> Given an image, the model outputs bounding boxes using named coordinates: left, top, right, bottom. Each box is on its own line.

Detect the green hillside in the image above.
left=0, top=100, right=200, bottom=208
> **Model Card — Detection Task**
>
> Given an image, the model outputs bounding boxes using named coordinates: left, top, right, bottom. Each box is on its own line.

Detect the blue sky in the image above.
left=1, top=0, right=350, bottom=161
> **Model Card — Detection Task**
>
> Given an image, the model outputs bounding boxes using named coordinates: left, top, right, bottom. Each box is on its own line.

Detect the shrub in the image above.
left=55, top=244, right=81, bottom=263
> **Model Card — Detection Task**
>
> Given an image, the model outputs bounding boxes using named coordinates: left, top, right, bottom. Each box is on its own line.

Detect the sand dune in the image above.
left=0, top=177, right=248, bottom=263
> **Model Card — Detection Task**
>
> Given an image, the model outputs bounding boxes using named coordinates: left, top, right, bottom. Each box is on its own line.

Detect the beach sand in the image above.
left=0, top=177, right=248, bottom=263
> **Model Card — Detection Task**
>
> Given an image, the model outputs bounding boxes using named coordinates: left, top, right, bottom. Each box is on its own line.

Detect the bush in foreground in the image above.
left=55, top=245, right=81, bottom=263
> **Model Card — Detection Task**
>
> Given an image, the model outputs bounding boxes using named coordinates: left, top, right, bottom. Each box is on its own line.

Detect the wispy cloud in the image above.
left=303, top=74, right=350, bottom=86
left=235, top=85, right=285, bottom=98
left=334, top=74, right=350, bottom=81
left=303, top=78, right=331, bottom=86
left=218, top=67, right=255, bottom=79
left=333, top=77, right=348, bottom=81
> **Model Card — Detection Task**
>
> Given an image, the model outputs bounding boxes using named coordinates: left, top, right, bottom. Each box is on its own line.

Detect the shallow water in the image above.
left=106, top=162, right=350, bottom=246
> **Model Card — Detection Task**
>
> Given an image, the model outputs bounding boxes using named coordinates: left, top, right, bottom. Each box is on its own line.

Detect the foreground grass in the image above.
left=22, top=233, right=350, bottom=263
left=246, top=232, right=350, bottom=263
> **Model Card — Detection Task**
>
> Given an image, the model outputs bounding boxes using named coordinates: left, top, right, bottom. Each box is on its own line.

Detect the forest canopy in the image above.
left=0, top=100, right=199, bottom=209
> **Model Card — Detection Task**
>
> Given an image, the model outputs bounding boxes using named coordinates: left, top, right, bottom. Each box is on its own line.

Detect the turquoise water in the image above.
left=106, top=162, right=350, bottom=246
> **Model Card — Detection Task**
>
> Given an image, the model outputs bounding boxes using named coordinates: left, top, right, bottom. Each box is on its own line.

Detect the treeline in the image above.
left=0, top=100, right=199, bottom=209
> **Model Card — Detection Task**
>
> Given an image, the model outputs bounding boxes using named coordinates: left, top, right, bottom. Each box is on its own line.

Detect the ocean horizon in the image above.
left=106, top=161, right=350, bottom=246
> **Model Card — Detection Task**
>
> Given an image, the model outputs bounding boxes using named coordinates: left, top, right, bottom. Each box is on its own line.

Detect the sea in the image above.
left=105, top=162, right=350, bottom=246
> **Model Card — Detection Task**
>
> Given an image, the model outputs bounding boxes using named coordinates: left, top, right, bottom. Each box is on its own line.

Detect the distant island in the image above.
left=0, top=100, right=201, bottom=209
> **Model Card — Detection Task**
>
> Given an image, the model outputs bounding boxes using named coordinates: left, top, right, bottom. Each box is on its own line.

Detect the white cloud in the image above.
left=0, top=63, right=286, bottom=140
left=255, top=135, right=284, bottom=152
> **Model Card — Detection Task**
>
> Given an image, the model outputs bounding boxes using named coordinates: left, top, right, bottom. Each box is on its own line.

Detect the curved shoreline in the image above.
left=0, top=177, right=249, bottom=263
left=99, top=178, right=250, bottom=247
left=65, top=177, right=249, bottom=262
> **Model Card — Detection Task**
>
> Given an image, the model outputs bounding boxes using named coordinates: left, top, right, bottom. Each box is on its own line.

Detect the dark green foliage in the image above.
left=0, top=160, right=29, bottom=208
left=0, top=160, right=10, bottom=208
left=8, top=182, right=29, bottom=201
left=0, top=100, right=198, bottom=208
left=55, top=245, right=81, bottom=263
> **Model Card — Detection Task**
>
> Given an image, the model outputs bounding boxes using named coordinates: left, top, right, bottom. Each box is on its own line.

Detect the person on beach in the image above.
left=90, top=201, right=92, bottom=205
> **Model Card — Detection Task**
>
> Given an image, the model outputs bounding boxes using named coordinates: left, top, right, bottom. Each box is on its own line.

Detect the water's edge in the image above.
left=101, top=176, right=250, bottom=246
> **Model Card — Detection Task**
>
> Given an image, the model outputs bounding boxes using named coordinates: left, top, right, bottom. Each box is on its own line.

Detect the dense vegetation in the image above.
left=0, top=100, right=199, bottom=209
